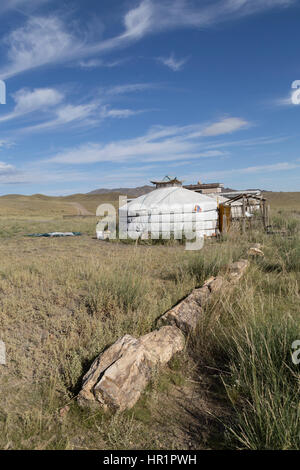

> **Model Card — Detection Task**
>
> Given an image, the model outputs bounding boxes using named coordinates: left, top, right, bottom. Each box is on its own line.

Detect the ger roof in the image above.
left=122, top=186, right=217, bottom=214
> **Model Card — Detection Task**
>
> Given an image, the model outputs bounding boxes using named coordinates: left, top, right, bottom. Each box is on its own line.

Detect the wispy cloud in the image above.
left=0, top=139, right=14, bottom=149
left=157, top=53, right=189, bottom=71
left=200, top=161, right=300, bottom=180
left=0, top=0, right=49, bottom=14
left=21, top=103, right=100, bottom=133
left=272, top=92, right=300, bottom=107
left=105, top=83, right=156, bottom=96
left=100, top=106, right=148, bottom=119
left=0, top=87, right=64, bottom=123
left=201, top=117, right=249, bottom=136
left=206, top=136, right=289, bottom=148
left=0, top=16, right=76, bottom=79
left=14, top=88, right=63, bottom=113
left=78, top=57, right=130, bottom=69
left=145, top=0, right=296, bottom=31
left=0, top=166, right=94, bottom=185
left=19, top=100, right=146, bottom=134
left=0, top=161, right=15, bottom=174
left=2, top=159, right=298, bottom=188
left=0, top=0, right=295, bottom=79
left=45, top=117, right=248, bottom=165
left=0, top=83, right=153, bottom=133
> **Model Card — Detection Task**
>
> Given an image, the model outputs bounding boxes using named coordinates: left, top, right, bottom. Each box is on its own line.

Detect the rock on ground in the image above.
left=227, top=259, right=249, bottom=283
left=248, top=246, right=264, bottom=257
left=159, top=259, right=249, bottom=334
left=78, top=258, right=250, bottom=412
left=78, top=326, right=184, bottom=411
left=0, top=341, right=6, bottom=365
left=158, top=286, right=210, bottom=334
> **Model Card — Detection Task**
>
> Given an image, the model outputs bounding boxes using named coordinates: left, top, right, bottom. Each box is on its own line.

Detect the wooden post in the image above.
left=267, top=204, right=270, bottom=228
left=262, top=200, right=267, bottom=231
left=222, top=214, right=227, bottom=235
left=249, top=201, right=252, bottom=231
left=242, top=195, right=246, bottom=234
left=259, top=195, right=263, bottom=228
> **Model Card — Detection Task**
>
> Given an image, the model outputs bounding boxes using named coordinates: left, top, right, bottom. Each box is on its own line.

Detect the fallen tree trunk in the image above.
left=78, top=326, right=185, bottom=411
left=158, top=259, right=249, bottom=334
left=78, top=258, right=249, bottom=411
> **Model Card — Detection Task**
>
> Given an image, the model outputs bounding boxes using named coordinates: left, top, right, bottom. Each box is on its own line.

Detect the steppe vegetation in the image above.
left=0, top=192, right=299, bottom=449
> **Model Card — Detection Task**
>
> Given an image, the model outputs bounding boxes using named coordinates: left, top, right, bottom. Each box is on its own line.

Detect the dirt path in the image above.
left=68, top=202, right=94, bottom=216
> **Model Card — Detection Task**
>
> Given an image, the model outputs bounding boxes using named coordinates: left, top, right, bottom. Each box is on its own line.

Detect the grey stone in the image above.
left=227, top=259, right=249, bottom=283
left=0, top=341, right=6, bottom=365
left=78, top=326, right=184, bottom=411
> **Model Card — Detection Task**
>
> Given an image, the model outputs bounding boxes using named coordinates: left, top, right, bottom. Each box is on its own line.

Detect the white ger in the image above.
left=120, top=186, right=218, bottom=240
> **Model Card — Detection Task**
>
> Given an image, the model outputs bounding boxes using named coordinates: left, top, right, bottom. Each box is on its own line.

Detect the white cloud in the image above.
left=0, top=16, right=78, bottom=79
left=20, top=101, right=150, bottom=134
left=45, top=117, right=248, bottom=165
left=0, top=139, right=14, bottom=149
left=120, top=0, right=295, bottom=35
left=0, top=0, right=49, bottom=14
left=101, top=107, right=145, bottom=119
left=0, top=0, right=295, bottom=79
left=157, top=53, right=189, bottom=71
left=0, top=87, right=64, bottom=123
left=0, top=167, right=92, bottom=185
left=14, top=88, right=63, bottom=113
left=123, top=0, right=153, bottom=38
left=105, top=83, right=156, bottom=95
left=2, top=158, right=298, bottom=188
left=0, top=161, right=15, bottom=174
left=78, top=59, right=104, bottom=68
left=200, top=161, right=300, bottom=180
left=238, top=162, right=299, bottom=173
left=55, top=103, right=97, bottom=124
left=153, top=0, right=295, bottom=29
left=19, top=102, right=100, bottom=133
left=0, top=83, right=151, bottom=133
left=78, top=57, right=130, bottom=68
left=201, top=117, right=249, bottom=136
left=271, top=92, right=298, bottom=107
left=277, top=97, right=294, bottom=106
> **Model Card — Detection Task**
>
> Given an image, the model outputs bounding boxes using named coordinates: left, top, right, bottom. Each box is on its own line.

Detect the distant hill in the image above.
left=88, top=185, right=154, bottom=197
left=89, top=185, right=238, bottom=196
left=221, top=187, right=236, bottom=193
left=0, top=191, right=299, bottom=218
left=89, top=185, right=247, bottom=196
left=221, top=188, right=263, bottom=193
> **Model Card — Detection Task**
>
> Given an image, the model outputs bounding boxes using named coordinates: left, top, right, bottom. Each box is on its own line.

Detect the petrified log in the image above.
left=158, top=285, right=210, bottom=333
left=78, top=258, right=250, bottom=412
left=0, top=341, right=6, bottom=366
left=159, top=259, right=249, bottom=333
left=227, top=259, right=249, bottom=283
left=78, top=326, right=184, bottom=411
left=248, top=246, right=264, bottom=257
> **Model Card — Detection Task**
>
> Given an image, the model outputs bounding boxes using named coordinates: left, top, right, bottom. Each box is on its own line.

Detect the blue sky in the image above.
left=0, top=0, right=300, bottom=195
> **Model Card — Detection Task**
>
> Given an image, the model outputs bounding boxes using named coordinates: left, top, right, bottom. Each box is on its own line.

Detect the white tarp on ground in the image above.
left=120, top=187, right=218, bottom=239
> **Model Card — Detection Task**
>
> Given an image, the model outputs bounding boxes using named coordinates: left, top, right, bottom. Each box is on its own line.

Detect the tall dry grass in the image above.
left=0, top=218, right=246, bottom=449
left=191, top=228, right=300, bottom=449
left=0, top=211, right=299, bottom=449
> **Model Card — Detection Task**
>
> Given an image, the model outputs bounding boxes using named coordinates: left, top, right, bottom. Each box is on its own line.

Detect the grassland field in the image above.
left=0, top=191, right=299, bottom=450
